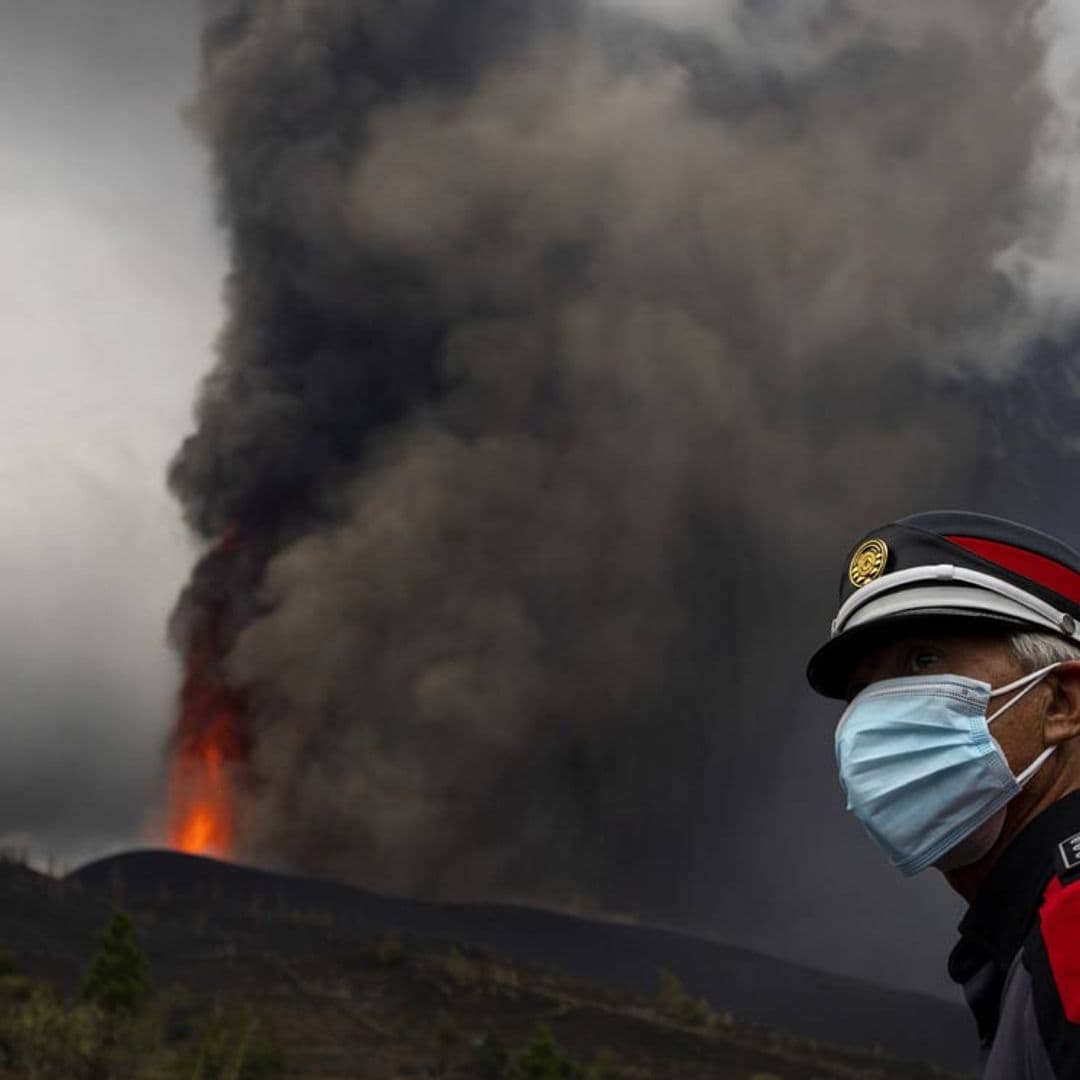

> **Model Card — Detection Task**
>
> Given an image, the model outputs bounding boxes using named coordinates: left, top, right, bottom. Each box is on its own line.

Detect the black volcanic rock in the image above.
left=69, top=850, right=973, bottom=1072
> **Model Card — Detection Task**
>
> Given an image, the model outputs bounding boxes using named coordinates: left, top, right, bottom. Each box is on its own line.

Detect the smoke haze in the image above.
left=6, top=0, right=1080, bottom=1003
left=168, top=0, right=1079, bottom=971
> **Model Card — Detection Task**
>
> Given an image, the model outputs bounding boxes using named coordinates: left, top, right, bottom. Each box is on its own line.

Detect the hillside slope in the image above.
left=58, top=850, right=975, bottom=1074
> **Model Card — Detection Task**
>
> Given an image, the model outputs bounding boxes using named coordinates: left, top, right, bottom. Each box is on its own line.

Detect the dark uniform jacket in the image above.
left=949, top=791, right=1080, bottom=1078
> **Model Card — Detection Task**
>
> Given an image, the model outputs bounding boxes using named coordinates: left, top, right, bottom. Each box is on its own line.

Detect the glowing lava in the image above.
left=169, top=743, right=234, bottom=857
left=167, top=621, right=249, bottom=859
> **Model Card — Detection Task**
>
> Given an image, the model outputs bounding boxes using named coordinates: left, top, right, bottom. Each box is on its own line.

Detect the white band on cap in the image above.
left=832, top=564, right=1080, bottom=643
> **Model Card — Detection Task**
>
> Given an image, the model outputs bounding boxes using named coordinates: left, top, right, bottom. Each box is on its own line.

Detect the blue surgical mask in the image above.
left=835, top=663, right=1060, bottom=876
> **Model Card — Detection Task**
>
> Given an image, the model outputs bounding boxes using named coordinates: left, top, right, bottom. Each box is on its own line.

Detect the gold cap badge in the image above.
left=849, top=538, right=889, bottom=588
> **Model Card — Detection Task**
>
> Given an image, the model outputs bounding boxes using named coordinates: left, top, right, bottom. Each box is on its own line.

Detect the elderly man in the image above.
left=808, top=511, right=1080, bottom=1079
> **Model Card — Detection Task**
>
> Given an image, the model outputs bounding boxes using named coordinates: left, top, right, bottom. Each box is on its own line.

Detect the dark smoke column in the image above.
left=166, top=0, right=1046, bottom=912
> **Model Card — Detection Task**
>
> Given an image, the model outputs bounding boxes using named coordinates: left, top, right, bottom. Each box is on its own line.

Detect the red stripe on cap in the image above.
left=946, top=535, right=1080, bottom=607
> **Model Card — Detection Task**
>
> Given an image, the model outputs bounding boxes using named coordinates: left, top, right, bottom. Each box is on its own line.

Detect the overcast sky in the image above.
left=0, top=1, right=222, bottom=865
left=6, top=1, right=1080, bottom=1008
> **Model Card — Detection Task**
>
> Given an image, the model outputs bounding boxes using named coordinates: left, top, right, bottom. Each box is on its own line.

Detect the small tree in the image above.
left=516, top=1024, right=585, bottom=1080
left=80, top=910, right=151, bottom=1018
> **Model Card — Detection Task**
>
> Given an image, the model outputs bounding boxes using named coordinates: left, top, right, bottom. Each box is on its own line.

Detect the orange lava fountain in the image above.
left=167, top=624, right=249, bottom=858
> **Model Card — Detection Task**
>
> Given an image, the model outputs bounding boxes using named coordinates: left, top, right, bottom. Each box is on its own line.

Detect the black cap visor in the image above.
left=806, top=609, right=1034, bottom=699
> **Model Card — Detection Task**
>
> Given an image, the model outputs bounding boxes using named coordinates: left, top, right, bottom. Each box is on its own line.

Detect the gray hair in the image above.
left=1008, top=630, right=1080, bottom=672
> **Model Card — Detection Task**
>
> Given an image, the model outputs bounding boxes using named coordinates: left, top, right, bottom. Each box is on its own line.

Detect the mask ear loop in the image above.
left=987, top=662, right=1063, bottom=786
left=986, top=662, right=1061, bottom=723
left=1017, top=745, right=1057, bottom=787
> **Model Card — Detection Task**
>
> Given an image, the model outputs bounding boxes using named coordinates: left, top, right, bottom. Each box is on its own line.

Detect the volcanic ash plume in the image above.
left=166, top=0, right=1053, bottom=908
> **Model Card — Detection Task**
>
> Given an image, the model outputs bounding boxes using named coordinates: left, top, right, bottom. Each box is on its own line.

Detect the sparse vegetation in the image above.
left=656, top=968, right=713, bottom=1026
left=181, top=1004, right=285, bottom=1080
left=0, top=983, right=104, bottom=1078
left=0, top=982, right=285, bottom=1079
left=444, top=945, right=478, bottom=989
left=516, top=1023, right=586, bottom=1079
left=0, top=914, right=285, bottom=1080
left=0, top=856, right=972, bottom=1079
left=485, top=961, right=521, bottom=994
left=471, top=1024, right=618, bottom=1080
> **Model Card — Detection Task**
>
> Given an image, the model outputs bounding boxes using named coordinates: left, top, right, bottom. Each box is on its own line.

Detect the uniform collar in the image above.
left=950, top=789, right=1080, bottom=978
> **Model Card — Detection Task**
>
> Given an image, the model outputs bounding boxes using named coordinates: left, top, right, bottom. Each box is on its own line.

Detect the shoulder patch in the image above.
left=1040, top=876, right=1080, bottom=1023
left=1056, top=831, right=1080, bottom=885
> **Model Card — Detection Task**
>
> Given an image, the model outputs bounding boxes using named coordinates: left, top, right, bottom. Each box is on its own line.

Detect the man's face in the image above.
left=844, top=626, right=1050, bottom=783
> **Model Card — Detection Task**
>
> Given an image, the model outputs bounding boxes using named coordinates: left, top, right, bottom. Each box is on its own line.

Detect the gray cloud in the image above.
left=0, top=1, right=222, bottom=860
left=5, top=0, right=1079, bottom=1005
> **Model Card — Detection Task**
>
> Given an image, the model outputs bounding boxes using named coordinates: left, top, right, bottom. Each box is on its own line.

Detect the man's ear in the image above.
left=1044, top=661, right=1080, bottom=746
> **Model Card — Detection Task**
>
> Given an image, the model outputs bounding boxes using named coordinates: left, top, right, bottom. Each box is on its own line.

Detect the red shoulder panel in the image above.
left=1040, top=876, right=1080, bottom=1023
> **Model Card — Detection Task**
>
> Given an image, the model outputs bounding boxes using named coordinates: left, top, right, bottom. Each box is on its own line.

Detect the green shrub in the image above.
left=444, top=946, right=478, bottom=989
left=679, top=995, right=712, bottom=1026
left=0, top=967, right=284, bottom=1080
left=516, top=1024, right=585, bottom=1080
left=0, top=984, right=105, bottom=1078
left=656, top=968, right=712, bottom=1026
left=229, top=1012, right=286, bottom=1080
left=182, top=1005, right=285, bottom=1080
left=585, top=1047, right=621, bottom=1080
